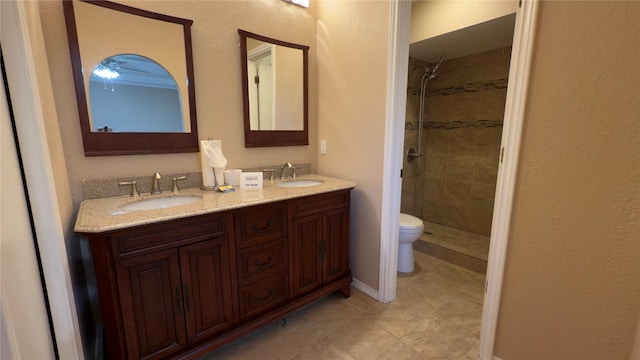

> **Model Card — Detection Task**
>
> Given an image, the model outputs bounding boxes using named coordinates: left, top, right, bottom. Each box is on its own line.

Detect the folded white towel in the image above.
left=200, top=140, right=227, bottom=187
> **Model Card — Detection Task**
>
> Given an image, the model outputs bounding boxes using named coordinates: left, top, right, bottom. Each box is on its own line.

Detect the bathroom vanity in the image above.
left=75, top=175, right=355, bottom=359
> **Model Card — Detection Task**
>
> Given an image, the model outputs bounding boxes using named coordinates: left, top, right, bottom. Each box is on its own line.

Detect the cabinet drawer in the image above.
left=235, top=202, right=287, bottom=249
left=239, top=272, right=288, bottom=321
left=111, top=214, right=225, bottom=258
left=237, top=240, right=287, bottom=285
left=292, top=191, right=348, bottom=217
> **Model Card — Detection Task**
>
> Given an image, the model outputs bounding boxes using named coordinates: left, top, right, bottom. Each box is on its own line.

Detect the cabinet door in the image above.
left=179, top=238, right=235, bottom=344
left=323, top=208, right=350, bottom=283
left=292, top=214, right=323, bottom=296
left=116, top=249, right=186, bottom=360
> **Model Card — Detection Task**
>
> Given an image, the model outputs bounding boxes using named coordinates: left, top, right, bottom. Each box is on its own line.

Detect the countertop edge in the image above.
left=75, top=175, right=356, bottom=234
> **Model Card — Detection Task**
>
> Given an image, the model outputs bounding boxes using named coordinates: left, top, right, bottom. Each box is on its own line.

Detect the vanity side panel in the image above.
left=85, top=233, right=128, bottom=359
left=323, top=207, right=350, bottom=283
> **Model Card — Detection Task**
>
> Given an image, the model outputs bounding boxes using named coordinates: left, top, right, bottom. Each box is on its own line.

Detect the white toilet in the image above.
left=398, top=213, right=424, bottom=273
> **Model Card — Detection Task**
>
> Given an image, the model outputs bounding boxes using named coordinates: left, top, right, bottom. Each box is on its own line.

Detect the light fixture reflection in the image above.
left=93, top=58, right=121, bottom=79
left=93, top=67, right=120, bottom=79
left=281, top=0, right=309, bottom=8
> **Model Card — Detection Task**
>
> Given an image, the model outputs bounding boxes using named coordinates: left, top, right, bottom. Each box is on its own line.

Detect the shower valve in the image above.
left=407, top=148, right=421, bottom=162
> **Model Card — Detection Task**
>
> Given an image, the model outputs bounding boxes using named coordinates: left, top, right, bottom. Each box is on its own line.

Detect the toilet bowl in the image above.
left=398, top=213, right=424, bottom=273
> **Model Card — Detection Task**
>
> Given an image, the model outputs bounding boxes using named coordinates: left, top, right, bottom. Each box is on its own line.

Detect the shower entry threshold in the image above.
left=414, top=222, right=489, bottom=274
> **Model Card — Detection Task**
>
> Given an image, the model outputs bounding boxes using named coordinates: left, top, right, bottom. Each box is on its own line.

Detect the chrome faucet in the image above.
left=280, top=162, right=294, bottom=179
left=151, top=172, right=162, bottom=194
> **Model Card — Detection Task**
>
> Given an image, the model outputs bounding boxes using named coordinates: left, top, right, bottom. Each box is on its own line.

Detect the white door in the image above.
left=1, top=60, right=56, bottom=359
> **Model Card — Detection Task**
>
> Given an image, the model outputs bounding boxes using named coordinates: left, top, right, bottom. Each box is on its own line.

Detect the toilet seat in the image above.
left=400, top=213, right=423, bottom=229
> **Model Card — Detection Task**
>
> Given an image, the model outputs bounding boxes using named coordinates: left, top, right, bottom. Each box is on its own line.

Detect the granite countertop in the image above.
left=74, top=174, right=356, bottom=233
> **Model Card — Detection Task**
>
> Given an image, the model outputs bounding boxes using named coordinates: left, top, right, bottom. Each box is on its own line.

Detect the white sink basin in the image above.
left=277, top=179, right=324, bottom=188
left=120, top=195, right=203, bottom=211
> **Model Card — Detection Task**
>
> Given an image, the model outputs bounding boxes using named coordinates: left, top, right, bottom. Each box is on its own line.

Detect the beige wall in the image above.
left=495, top=1, right=640, bottom=359
left=38, top=0, right=318, bottom=206
left=316, top=1, right=391, bottom=290
left=410, top=0, right=517, bottom=44
left=39, top=0, right=389, bottom=293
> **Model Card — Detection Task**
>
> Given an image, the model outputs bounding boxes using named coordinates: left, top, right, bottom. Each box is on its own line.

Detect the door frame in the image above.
left=1, top=1, right=85, bottom=358
left=380, top=1, right=539, bottom=359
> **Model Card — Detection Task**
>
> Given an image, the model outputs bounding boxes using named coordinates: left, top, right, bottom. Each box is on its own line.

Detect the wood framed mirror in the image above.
left=238, top=29, right=309, bottom=147
left=63, top=0, right=199, bottom=156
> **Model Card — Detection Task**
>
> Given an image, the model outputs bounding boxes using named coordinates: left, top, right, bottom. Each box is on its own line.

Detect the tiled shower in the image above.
left=402, top=47, right=511, bottom=265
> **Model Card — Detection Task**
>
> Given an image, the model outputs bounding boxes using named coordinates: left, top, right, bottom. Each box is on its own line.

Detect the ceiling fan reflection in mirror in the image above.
left=90, top=54, right=176, bottom=91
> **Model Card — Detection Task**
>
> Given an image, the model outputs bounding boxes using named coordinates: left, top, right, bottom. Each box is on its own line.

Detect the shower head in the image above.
left=428, top=55, right=446, bottom=79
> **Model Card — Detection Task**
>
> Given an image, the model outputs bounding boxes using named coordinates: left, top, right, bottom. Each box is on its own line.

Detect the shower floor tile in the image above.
left=421, top=222, right=490, bottom=261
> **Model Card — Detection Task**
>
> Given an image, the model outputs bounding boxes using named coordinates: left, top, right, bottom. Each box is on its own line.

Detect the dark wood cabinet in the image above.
left=291, top=192, right=350, bottom=297
left=179, top=239, right=235, bottom=343
left=82, top=190, right=352, bottom=359
left=116, top=249, right=186, bottom=360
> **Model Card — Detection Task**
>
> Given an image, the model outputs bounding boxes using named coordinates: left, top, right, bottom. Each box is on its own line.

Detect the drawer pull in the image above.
left=255, top=290, right=274, bottom=302
left=253, top=256, right=273, bottom=268
left=252, top=220, right=273, bottom=233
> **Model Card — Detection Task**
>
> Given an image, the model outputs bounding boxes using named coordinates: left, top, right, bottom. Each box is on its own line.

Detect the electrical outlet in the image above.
left=320, top=140, right=327, bottom=155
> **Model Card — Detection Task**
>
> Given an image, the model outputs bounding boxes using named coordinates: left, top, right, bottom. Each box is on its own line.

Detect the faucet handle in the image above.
left=119, top=181, right=140, bottom=197
left=172, top=176, right=187, bottom=193
left=292, top=166, right=300, bottom=179
left=263, top=169, right=274, bottom=181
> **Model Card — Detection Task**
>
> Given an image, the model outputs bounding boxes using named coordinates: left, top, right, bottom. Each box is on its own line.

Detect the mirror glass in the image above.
left=239, top=29, right=309, bottom=147
left=64, top=0, right=199, bottom=155
left=89, top=54, right=187, bottom=132
left=246, top=39, right=303, bottom=131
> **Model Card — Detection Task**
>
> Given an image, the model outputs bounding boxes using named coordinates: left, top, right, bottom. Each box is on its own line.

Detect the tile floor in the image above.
left=206, top=251, right=485, bottom=360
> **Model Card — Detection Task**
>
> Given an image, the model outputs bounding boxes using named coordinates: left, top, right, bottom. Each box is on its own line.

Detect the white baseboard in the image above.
left=351, top=278, right=379, bottom=300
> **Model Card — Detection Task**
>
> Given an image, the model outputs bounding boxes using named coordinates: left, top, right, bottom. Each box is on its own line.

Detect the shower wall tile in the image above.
left=425, top=154, right=448, bottom=180
left=424, top=179, right=445, bottom=203
left=473, top=158, right=499, bottom=185
left=401, top=177, right=416, bottom=214
left=425, top=130, right=448, bottom=155
left=478, top=88, right=508, bottom=120
left=476, top=128, right=502, bottom=158
left=428, top=94, right=450, bottom=122
left=403, top=129, right=419, bottom=181
left=447, top=156, right=475, bottom=182
left=483, top=47, right=513, bottom=81
left=405, top=94, right=420, bottom=124
left=471, top=184, right=496, bottom=210
left=443, top=206, right=469, bottom=230
left=423, top=201, right=444, bottom=224
left=468, top=206, right=494, bottom=236
left=405, top=48, right=510, bottom=235
left=445, top=180, right=473, bottom=208
left=449, top=129, right=477, bottom=155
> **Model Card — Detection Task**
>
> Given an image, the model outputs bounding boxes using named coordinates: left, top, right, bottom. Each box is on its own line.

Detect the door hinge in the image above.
left=500, top=147, right=505, bottom=163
